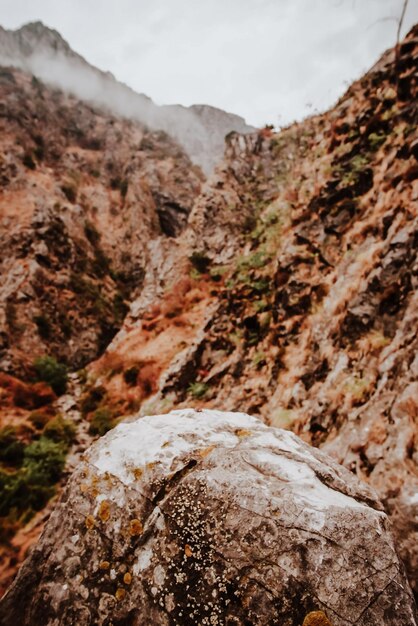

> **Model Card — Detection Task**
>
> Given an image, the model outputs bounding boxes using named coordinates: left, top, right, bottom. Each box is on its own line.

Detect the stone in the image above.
left=0, top=409, right=416, bottom=625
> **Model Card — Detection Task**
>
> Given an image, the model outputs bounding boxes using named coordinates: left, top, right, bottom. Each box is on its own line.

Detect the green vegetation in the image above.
left=252, top=351, right=266, bottom=367
left=0, top=437, right=67, bottom=523
left=0, top=415, right=76, bottom=533
left=236, top=250, right=271, bottom=270
left=0, top=427, right=24, bottom=467
left=209, top=265, right=229, bottom=282
left=367, top=132, right=386, bottom=151
left=339, top=154, right=370, bottom=187
left=33, top=356, right=68, bottom=396
left=29, top=409, right=53, bottom=430
left=80, top=385, right=106, bottom=416
left=89, top=407, right=115, bottom=436
left=344, top=375, right=371, bottom=403
left=188, top=382, right=210, bottom=399
left=43, top=415, right=76, bottom=447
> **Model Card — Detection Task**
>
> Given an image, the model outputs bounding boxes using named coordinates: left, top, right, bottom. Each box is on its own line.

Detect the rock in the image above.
left=0, top=409, right=416, bottom=625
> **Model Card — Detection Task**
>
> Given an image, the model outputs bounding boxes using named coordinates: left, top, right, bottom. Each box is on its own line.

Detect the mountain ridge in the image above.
left=0, top=20, right=254, bottom=173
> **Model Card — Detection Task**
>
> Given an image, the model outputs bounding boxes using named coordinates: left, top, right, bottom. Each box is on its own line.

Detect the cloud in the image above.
left=0, top=0, right=417, bottom=126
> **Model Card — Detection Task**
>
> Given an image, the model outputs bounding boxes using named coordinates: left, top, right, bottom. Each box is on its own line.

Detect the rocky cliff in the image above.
left=0, top=19, right=417, bottom=613
left=0, top=21, right=254, bottom=173
left=0, top=65, right=203, bottom=374
left=87, top=25, right=418, bottom=598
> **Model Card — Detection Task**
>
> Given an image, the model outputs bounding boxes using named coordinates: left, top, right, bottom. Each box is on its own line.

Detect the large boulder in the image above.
left=0, top=409, right=416, bottom=625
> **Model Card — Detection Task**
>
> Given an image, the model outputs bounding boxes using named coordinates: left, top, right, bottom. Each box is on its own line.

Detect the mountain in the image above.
left=0, top=19, right=417, bottom=610
left=0, top=21, right=254, bottom=173
left=0, top=64, right=203, bottom=374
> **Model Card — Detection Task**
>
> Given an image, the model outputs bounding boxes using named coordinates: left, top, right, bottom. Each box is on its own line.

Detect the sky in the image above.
left=0, top=0, right=417, bottom=127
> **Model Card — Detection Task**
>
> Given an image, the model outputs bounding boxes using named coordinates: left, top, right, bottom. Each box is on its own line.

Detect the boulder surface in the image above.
left=0, top=409, right=416, bottom=625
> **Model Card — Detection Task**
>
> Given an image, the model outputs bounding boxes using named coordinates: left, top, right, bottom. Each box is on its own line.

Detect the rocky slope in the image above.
left=0, top=21, right=254, bottom=173
left=87, top=25, right=418, bottom=598
left=0, top=65, right=203, bottom=375
left=0, top=21, right=417, bottom=609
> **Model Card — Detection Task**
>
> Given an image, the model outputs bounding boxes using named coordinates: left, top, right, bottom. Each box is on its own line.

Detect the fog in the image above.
left=0, top=0, right=417, bottom=128
left=0, top=22, right=252, bottom=173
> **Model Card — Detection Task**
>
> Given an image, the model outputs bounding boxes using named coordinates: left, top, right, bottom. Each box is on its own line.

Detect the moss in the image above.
left=236, top=250, right=271, bottom=270
left=271, top=408, right=298, bottom=430
left=368, top=131, right=386, bottom=151
left=252, top=351, right=266, bottom=367
left=302, top=611, right=333, bottom=626
left=188, top=382, right=209, bottom=399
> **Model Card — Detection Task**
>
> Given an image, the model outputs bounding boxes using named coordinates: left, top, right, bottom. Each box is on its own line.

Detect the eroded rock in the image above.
left=0, top=409, right=416, bottom=625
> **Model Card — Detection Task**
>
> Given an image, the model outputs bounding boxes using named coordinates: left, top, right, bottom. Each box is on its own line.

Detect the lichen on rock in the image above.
left=0, top=409, right=416, bottom=625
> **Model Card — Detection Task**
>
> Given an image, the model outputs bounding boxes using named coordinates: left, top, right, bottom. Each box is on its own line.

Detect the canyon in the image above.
left=0, top=19, right=417, bottom=620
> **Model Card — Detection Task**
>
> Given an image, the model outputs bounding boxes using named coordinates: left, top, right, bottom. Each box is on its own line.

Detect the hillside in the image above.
left=88, top=24, right=418, bottom=598
left=0, top=22, right=417, bottom=608
left=0, top=21, right=254, bottom=173
left=0, top=65, right=204, bottom=374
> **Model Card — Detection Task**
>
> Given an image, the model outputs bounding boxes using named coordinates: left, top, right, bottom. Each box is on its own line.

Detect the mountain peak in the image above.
left=0, top=21, right=254, bottom=172
left=14, top=20, right=71, bottom=54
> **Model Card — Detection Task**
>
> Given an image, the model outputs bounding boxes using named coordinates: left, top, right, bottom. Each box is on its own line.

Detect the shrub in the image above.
left=188, top=382, right=209, bottom=399
left=80, top=385, right=106, bottom=416
left=368, top=132, right=386, bottom=151
left=113, top=293, right=128, bottom=323
left=89, top=407, right=115, bottom=436
left=29, top=409, right=54, bottom=430
left=91, top=248, right=110, bottom=277
left=0, top=437, right=66, bottom=518
left=189, top=251, right=211, bottom=273
left=33, top=356, right=68, bottom=396
left=123, top=366, right=139, bottom=386
left=43, top=415, right=76, bottom=448
left=34, top=314, right=52, bottom=339
left=84, top=220, right=101, bottom=246
left=0, top=427, right=24, bottom=467
left=22, top=153, right=36, bottom=170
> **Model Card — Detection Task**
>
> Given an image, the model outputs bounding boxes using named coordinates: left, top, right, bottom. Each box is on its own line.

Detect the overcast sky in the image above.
left=1, top=0, right=417, bottom=127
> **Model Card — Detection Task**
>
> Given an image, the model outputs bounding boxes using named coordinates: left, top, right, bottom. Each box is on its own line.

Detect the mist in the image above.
left=0, top=22, right=253, bottom=173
